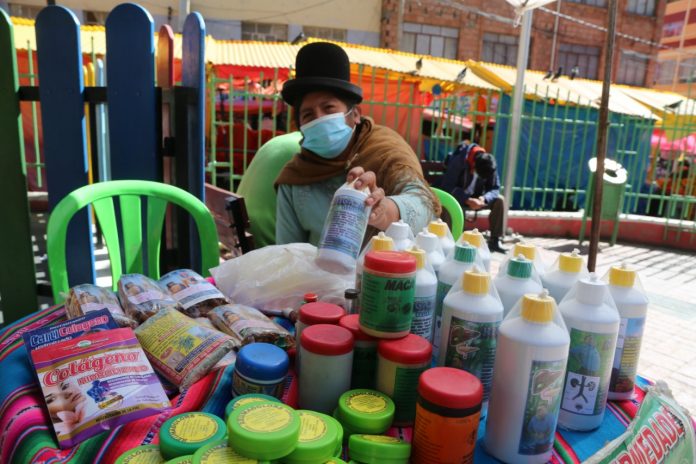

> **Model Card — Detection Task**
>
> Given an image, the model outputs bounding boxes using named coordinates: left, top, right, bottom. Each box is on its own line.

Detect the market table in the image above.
left=0, top=304, right=664, bottom=463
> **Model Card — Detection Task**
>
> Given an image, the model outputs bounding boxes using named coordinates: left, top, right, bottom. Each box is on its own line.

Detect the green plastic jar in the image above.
left=159, top=412, right=227, bottom=460
left=325, top=458, right=348, bottom=464
left=225, top=393, right=281, bottom=420
left=334, top=389, right=394, bottom=438
left=282, top=410, right=341, bottom=463
left=192, top=439, right=271, bottom=463
left=348, top=435, right=411, bottom=464
left=115, top=445, right=164, bottom=464
left=228, top=402, right=301, bottom=460
left=164, top=456, right=193, bottom=464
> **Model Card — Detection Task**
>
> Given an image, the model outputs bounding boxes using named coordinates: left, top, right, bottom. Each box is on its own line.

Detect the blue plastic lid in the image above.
left=236, top=343, right=289, bottom=381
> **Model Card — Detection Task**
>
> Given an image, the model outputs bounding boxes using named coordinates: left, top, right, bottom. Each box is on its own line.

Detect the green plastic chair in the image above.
left=47, top=180, right=219, bottom=303
left=431, top=187, right=464, bottom=239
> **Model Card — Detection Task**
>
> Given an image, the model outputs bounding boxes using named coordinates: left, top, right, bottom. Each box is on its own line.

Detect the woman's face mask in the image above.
left=300, top=109, right=355, bottom=159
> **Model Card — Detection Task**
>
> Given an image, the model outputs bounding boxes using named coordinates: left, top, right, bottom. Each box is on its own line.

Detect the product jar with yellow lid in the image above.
left=281, top=410, right=342, bottom=464
left=115, top=445, right=164, bottom=464
left=225, top=393, right=281, bottom=420
left=227, top=401, right=301, bottom=460
left=192, top=439, right=270, bottom=463
left=348, top=434, right=411, bottom=464
left=334, top=389, right=395, bottom=438
left=159, top=412, right=227, bottom=460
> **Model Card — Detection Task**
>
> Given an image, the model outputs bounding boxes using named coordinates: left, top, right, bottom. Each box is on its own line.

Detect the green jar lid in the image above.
left=508, top=256, right=533, bottom=279
left=160, top=412, right=227, bottom=460
left=454, top=242, right=477, bottom=263
left=282, top=410, right=341, bottom=464
left=192, top=439, right=269, bottom=463
left=336, top=390, right=394, bottom=435
left=164, top=456, right=193, bottom=464
left=225, top=394, right=281, bottom=420
left=327, top=414, right=344, bottom=455
left=348, top=435, right=411, bottom=464
left=324, top=458, right=348, bottom=464
left=115, top=445, right=164, bottom=464
left=228, top=402, right=301, bottom=460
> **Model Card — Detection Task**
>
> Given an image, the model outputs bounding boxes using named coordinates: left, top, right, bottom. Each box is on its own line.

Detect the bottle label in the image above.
left=609, top=316, right=646, bottom=394
left=361, top=435, right=401, bottom=443
left=238, top=404, right=292, bottom=433
left=442, top=317, right=498, bottom=402
left=318, top=193, right=368, bottom=260
left=432, top=281, right=453, bottom=358
left=298, top=412, right=327, bottom=442
left=412, top=402, right=479, bottom=464
left=518, top=359, right=566, bottom=455
left=393, top=364, right=428, bottom=423
left=561, top=328, right=617, bottom=415
left=232, top=370, right=283, bottom=398
left=170, top=413, right=219, bottom=443
left=410, top=294, right=437, bottom=341
left=360, top=272, right=415, bottom=333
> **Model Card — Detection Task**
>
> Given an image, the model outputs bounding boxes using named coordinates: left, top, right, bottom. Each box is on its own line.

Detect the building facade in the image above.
left=654, top=0, right=696, bottom=95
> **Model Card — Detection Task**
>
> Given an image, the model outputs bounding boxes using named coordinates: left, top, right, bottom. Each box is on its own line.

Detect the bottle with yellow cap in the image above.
left=406, top=246, right=438, bottom=342
left=605, top=264, right=649, bottom=401
left=510, top=241, right=546, bottom=276
left=385, top=220, right=415, bottom=251
left=427, top=219, right=455, bottom=260
left=484, top=290, right=569, bottom=464
left=541, top=249, right=588, bottom=303
left=355, top=232, right=394, bottom=312
left=415, top=228, right=446, bottom=275
left=493, top=254, right=543, bottom=317
left=460, top=228, right=491, bottom=272
left=438, top=267, right=503, bottom=410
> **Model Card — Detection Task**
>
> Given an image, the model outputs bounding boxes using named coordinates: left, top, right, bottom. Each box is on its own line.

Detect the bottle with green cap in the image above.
left=406, top=246, right=438, bottom=342
left=461, top=229, right=490, bottom=272
left=485, top=290, right=569, bottom=464
left=227, top=402, right=301, bottom=461
left=439, top=267, right=503, bottom=410
left=282, top=410, right=342, bottom=464
left=541, top=249, right=588, bottom=303
left=494, top=254, right=544, bottom=316
left=511, top=241, right=546, bottom=276
left=348, top=434, right=411, bottom=464
left=159, top=412, right=227, bottom=460
left=115, top=445, right=164, bottom=464
left=605, top=263, right=649, bottom=401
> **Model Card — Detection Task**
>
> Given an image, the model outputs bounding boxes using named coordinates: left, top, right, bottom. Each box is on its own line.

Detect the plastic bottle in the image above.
left=432, top=241, right=478, bottom=361
left=406, top=246, right=438, bottom=342
left=558, top=273, right=620, bottom=431
left=439, top=267, right=503, bottom=409
left=415, top=228, right=446, bottom=275
left=339, top=314, right=378, bottom=390
left=385, top=220, right=415, bottom=251
left=484, top=291, right=570, bottom=464
left=542, top=249, right=587, bottom=303
left=461, top=229, right=491, bottom=272
left=606, top=264, right=649, bottom=401
left=494, top=254, right=544, bottom=317
left=427, top=219, right=455, bottom=259
left=511, top=241, right=546, bottom=276
left=316, top=181, right=371, bottom=274
left=355, top=232, right=394, bottom=312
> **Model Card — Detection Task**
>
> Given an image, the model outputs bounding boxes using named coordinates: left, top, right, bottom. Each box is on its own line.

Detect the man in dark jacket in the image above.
left=437, top=141, right=508, bottom=252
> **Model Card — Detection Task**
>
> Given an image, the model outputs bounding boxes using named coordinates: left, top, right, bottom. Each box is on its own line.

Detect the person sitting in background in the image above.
left=274, top=42, right=440, bottom=245
left=436, top=140, right=508, bottom=252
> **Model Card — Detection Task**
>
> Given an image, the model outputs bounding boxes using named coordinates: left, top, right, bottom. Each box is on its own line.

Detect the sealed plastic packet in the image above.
left=208, top=304, right=295, bottom=350
left=66, top=284, right=138, bottom=328
left=135, top=308, right=236, bottom=388
left=117, top=274, right=181, bottom=324
left=159, top=269, right=228, bottom=317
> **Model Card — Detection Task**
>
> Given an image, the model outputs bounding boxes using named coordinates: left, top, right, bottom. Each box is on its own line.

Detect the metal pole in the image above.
left=502, top=9, right=533, bottom=236
left=549, top=0, right=562, bottom=70
left=588, top=0, right=618, bottom=271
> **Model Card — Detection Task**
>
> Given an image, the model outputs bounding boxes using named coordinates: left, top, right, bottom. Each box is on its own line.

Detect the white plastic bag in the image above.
left=210, top=243, right=354, bottom=310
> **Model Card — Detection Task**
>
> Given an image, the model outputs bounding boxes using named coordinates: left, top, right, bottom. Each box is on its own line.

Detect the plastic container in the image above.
left=484, top=291, right=570, bottom=464
left=411, top=367, right=483, bottom=464
left=461, top=229, right=491, bottom=272
left=165, top=456, right=192, bottom=464
left=606, top=264, right=649, bottom=401
left=377, top=334, right=432, bottom=425
left=225, top=393, right=280, bottom=420
left=511, top=241, right=546, bottom=275
left=227, top=402, right=301, bottom=460
left=192, top=439, right=268, bottom=463
left=316, top=181, right=372, bottom=274
left=282, top=410, right=342, bottom=464
left=232, top=343, right=289, bottom=399
left=385, top=220, right=414, bottom=251
left=541, top=249, right=587, bottom=303
left=558, top=273, right=620, bottom=431
left=358, top=251, right=417, bottom=339
left=115, top=445, right=164, bottom=464
left=355, top=233, right=394, bottom=312
left=494, top=254, right=544, bottom=317
left=339, top=314, right=378, bottom=389
left=406, top=246, right=438, bottom=342
left=296, top=302, right=346, bottom=341
left=325, top=458, right=347, bottom=464
left=439, top=267, right=503, bottom=407
left=415, top=228, right=446, bottom=275
left=160, top=412, right=227, bottom=460
left=334, top=389, right=395, bottom=438
left=344, top=289, right=359, bottom=315
left=299, top=324, right=354, bottom=413
left=348, top=435, right=411, bottom=464
left=427, top=219, right=455, bottom=260
left=432, top=241, right=477, bottom=361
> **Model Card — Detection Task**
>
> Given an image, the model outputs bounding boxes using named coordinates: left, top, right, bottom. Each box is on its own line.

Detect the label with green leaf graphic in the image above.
left=360, top=273, right=415, bottom=333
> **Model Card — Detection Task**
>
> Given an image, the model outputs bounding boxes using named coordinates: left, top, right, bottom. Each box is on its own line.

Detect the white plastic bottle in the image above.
left=316, top=181, right=371, bottom=274
left=432, top=241, right=478, bottom=362
left=439, top=267, right=503, bottom=409
left=355, top=232, right=394, bottom=308
left=406, top=246, right=438, bottom=342
left=494, top=255, right=543, bottom=317
left=542, top=249, right=587, bottom=303
left=511, top=242, right=546, bottom=276
left=428, top=219, right=455, bottom=260
left=461, top=229, right=491, bottom=272
left=606, top=264, right=649, bottom=401
left=415, top=228, right=446, bottom=275
left=558, top=273, right=620, bottom=431
left=385, top=220, right=414, bottom=251
left=485, top=290, right=569, bottom=464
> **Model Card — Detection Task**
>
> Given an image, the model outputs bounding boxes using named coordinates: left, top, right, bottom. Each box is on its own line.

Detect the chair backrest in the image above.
left=47, top=180, right=219, bottom=303
left=431, top=187, right=464, bottom=239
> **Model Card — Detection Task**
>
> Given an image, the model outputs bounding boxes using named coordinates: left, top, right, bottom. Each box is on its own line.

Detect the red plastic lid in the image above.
left=299, top=302, right=346, bottom=325
left=418, top=367, right=483, bottom=409
left=339, top=315, right=376, bottom=342
left=364, top=251, right=417, bottom=274
left=303, top=292, right=318, bottom=303
left=301, top=324, right=354, bottom=355
left=378, top=334, right=432, bottom=364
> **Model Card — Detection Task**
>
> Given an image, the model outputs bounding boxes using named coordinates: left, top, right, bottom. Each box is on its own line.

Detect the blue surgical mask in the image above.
left=300, top=110, right=355, bottom=159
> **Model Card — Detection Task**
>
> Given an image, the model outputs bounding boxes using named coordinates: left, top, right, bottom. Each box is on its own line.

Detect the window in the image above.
left=566, top=0, right=607, bottom=7
left=302, top=26, right=346, bottom=42
left=400, top=22, right=458, bottom=59
left=83, top=11, right=108, bottom=25
left=7, top=3, right=43, bottom=18
left=481, top=33, right=518, bottom=66
left=557, top=43, right=601, bottom=79
left=662, top=20, right=684, bottom=38
left=626, top=0, right=656, bottom=16
left=241, top=22, right=289, bottom=42
left=678, top=57, right=696, bottom=83
left=616, top=51, right=649, bottom=86
left=655, top=59, right=677, bottom=85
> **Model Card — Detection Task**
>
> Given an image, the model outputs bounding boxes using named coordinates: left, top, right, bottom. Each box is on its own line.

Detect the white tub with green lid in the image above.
left=227, top=402, right=300, bottom=460
left=115, top=445, right=164, bottom=464
left=281, top=410, right=341, bottom=464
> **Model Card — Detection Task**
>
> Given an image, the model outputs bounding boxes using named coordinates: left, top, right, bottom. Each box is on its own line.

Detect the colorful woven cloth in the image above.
left=0, top=304, right=656, bottom=463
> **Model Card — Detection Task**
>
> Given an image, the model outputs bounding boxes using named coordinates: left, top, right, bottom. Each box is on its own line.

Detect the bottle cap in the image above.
left=364, top=251, right=417, bottom=274
left=339, top=314, right=377, bottom=342
left=417, top=367, right=483, bottom=410
left=521, top=290, right=555, bottom=323
left=507, top=255, right=533, bottom=279
left=513, top=242, right=536, bottom=261
left=415, top=229, right=439, bottom=253
left=336, top=389, right=395, bottom=434
left=225, top=394, right=280, bottom=420
left=160, top=412, right=227, bottom=460
left=427, top=219, right=449, bottom=237
left=191, top=439, right=259, bottom=463
left=299, top=302, right=346, bottom=325
left=386, top=220, right=410, bottom=240
left=453, top=241, right=477, bottom=263
left=559, top=249, right=583, bottom=273
left=227, top=402, right=301, bottom=461
left=236, top=343, right=289, bottom=382
left=344, top=288, right=359, bottom=300
left=371, top=232, right=395, bottom=252
left=348, top=435, right=411, bottom=463
left=301, top=324, right=354, bottom=356
left=609, top=263, right=636, bottom=288
left=461, top=267, right=490, bottom=295
left=115, top=445, right=163, bottom=464
left=378, top=334, right=432, bottom=364
left=282, top=410, right=341, bottom=464
left=575, top=273, right=607, bottom=306
left=303, top=292, right=318, bottom=303
left=406, top=246, right=426, bottom=270
left=461, top=229, right=484, bottom=248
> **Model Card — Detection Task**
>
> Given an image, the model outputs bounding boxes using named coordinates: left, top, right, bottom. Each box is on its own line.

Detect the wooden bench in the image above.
left=204, top=183, right=255, bottom=258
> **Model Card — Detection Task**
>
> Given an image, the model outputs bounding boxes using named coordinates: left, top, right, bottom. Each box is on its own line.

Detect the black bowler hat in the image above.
left=282, top=42, right=363, bottom=107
